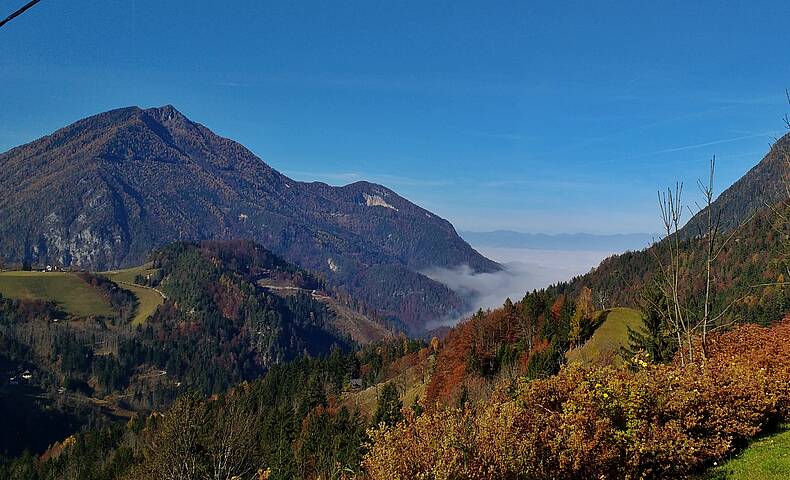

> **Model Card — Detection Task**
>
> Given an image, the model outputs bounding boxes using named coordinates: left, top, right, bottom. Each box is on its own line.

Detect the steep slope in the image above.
left=0, top=105, right=499, bottom=332
left=680, top=132, right=790, bottom=237
left=552, top=135, right=790, bottom=324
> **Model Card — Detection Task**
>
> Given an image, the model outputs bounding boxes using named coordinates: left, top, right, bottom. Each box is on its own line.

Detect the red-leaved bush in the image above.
left=363, top=320, right=790, bottom=479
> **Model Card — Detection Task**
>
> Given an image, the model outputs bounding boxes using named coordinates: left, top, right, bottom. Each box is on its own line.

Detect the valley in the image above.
left=2, top=122, right=790, bottom=480
left=2, top=2, right=790, bottom=478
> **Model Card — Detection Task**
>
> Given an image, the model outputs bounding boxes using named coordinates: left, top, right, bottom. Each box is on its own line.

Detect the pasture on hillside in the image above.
left=702, top=424, right=790, bottom=479
left=0, top=271, right=114, bottom=317
left=101, top=264, right=164, bottom=325
left=566, top=307, right=643, bottom=365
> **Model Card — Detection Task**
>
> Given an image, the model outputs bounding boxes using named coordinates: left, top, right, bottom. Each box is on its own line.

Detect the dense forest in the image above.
left=0, top=339, right=427, bottom=480
left=0, top=240, right=397, bottom=462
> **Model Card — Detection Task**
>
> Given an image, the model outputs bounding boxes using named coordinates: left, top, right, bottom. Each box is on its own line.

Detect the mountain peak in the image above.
left=0, top=105, right=499, bottom=333
left=144, top=104, right=188, bottom=124
left=139, top=105, right=195, bottom=135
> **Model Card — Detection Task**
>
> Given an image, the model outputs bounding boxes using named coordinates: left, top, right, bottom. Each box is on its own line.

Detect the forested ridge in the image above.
left=0, top=240, right=395, bottom=462
left=553, top=198, right=790, bottom=327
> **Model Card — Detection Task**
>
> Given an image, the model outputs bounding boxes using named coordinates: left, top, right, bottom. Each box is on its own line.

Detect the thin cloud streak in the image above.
left=645, top=132, right=779, bottom=156
left=576, top=130, right=782, bottom=169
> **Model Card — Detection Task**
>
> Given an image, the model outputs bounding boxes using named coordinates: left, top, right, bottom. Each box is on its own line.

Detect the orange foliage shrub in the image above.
left=425, top=301, right=533, bottom=406
left=364, top=320, right=790, bottom=479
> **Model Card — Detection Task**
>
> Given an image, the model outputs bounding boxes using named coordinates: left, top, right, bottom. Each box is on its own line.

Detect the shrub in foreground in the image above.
left=363, top=320, right=790, bottom=479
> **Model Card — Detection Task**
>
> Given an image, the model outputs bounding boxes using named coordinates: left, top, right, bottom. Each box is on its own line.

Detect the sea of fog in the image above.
left=423, top=246, right=617, bottom=328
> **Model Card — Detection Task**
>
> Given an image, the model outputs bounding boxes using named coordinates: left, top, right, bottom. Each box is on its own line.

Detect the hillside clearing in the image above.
left=101, top=264, right=164, bottom=325
left=101, top=264, right=159, bottom=284
left=0, top=271, right=114, bottom=317
left=566, top=307, right=642, bottom=366
left=117, top=282, right=163, bottom=326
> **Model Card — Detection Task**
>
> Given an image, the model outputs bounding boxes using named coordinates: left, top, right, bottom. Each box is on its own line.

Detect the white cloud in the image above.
left=423, top=247, right=616, bottom=328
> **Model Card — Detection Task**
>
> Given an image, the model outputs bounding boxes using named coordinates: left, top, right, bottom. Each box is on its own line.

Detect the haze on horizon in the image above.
left=2, top=0, right=789, bottom=236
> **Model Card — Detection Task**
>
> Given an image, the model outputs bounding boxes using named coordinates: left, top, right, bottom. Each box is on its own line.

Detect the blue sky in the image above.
left=2, top=0, right=789, bottom=234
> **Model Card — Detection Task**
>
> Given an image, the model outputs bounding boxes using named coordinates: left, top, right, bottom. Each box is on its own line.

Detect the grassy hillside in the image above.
left=117, top=283, right=163, bottom=326
left=566, top=307, right=642, bottom=366
left=0, top=271, right=114, bottom=317
left=100, top=264, right=159, bottom=284
left=101, top=265, right=164, bottom=325
left=703, top=424, right=790, bottom=479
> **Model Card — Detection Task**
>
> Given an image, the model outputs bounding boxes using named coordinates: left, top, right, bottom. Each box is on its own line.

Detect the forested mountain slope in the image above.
left=0, top=240, right=395, bottom=457
left=554, top=204, right=790, bottom=326
left=680, top=132, right=790, bottom=237
left=553, top=136, right=790, bottom=326
left=0, top=105, right=499, bottom=332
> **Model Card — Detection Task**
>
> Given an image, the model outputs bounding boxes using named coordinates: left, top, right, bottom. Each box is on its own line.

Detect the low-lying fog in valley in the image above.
left=424, top=245, right=627, bottom=328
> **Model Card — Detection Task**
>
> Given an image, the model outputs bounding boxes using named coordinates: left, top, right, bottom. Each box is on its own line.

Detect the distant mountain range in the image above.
left=460, top=230, right=655, bottom=252
left=0, top=105, right=499, bottom=333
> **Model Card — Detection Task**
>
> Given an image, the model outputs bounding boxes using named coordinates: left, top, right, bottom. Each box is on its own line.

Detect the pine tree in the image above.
left=372, top=382, right=402, bottom=427
left=623, top=284, right=676, bottom=363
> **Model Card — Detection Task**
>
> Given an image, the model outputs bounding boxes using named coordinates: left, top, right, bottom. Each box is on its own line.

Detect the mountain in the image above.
left=0, top=105, right=499, bottom=333
left=551, top=134, right=790, bottom=324
left=461, top=230, right=655, bottom=252
left=680, top=132, right=790, bottom=237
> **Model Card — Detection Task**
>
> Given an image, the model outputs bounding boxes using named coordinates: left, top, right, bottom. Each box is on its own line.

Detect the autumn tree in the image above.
left=569, top=286, right=594, bottom=347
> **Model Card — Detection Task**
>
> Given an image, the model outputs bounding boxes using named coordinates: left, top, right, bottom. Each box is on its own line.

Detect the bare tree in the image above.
left=690, top=157, right=754, bottom=360
left=596, top=289, right=609, bottom=311
left=651, top=158, right=754, bottom=365
left=208, top=393, right=258, bottom=480
left=653, top=181, right=689, bottom=365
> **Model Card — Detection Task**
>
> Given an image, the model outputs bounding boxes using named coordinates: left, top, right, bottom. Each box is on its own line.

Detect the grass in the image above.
left=100, top=263, right=158, bottom=284
left=566, top=307, right=643, bottom=366
left=101, top=264, right=164, bottom=326
left=0, top=271, right=114, bottom=317
left=118, top=283, right=163, bottom=326
left=701, top=424, right=790, bottom=479
left=0, top=265, right=164, bottom=324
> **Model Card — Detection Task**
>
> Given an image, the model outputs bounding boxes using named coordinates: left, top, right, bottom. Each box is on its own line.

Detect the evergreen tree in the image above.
left=372, top=382, right=402, bottom=427
left=623, top=284, right=677, bottom=363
